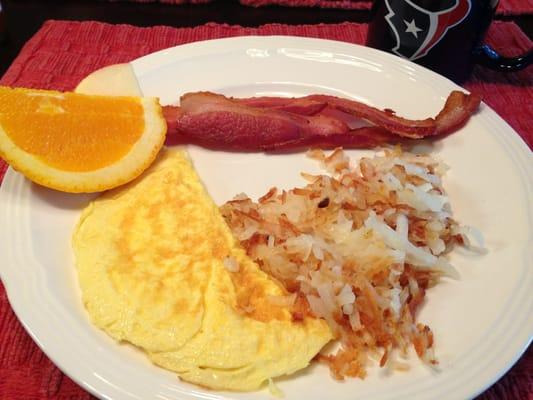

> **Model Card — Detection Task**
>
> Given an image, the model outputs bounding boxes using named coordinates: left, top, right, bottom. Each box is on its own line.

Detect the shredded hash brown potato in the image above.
left=220, top=147, right=484, bottom=379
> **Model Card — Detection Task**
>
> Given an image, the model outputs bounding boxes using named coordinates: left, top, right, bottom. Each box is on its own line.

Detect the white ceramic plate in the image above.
left=0, top=36, right=531, bottom=400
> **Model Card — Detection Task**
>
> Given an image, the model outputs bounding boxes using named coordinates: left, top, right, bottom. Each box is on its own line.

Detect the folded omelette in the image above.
left=72, top=148, right=332, bottom=391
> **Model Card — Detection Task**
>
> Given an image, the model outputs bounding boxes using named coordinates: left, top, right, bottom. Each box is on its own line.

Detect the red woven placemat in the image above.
left=497, top=0, right=533, bottom=15
left=100, top=0, right=533, bottom=14
left=239, top=0, right=533, bottom=13
left=0, top=19, right=531, bottom=400
left=106, top=0, right=372, bottom=9
left=239, top=0, right=533, bottom=14
left=239, top=0, right=371, bottom=10
left=106, top=0, right=212, bottom=4
left=127, top=0, right=371, bottom=7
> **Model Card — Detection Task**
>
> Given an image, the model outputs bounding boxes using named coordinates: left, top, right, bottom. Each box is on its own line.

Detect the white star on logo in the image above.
left=404, top=19, right=423, bottom=38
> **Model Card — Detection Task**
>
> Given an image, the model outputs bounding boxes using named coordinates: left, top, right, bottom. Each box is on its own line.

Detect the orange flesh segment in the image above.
left=0, top=87, right=145, bottom=172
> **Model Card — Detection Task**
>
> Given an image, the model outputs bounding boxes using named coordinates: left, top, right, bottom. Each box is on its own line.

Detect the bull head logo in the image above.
left=385, top=0, right=471, bottom=60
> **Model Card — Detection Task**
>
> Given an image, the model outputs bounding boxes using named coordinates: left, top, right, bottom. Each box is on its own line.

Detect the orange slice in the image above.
left=75, top=63, right=142, bottom=97
left=0, top=86, right=166, bottom=193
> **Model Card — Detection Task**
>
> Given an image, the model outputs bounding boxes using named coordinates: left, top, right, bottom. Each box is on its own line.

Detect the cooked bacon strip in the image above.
left=240, top=91, right=482, bottom=138
left=165, top=92, right=389, bottom=150
left=162, top=105, right=182, bottom=144
left=239, top=95, right=434, bottom=137
left=435, top=90, right=482, bottom=134
left=162, top=91, right=481, bottom=150
left=174, top=91, right=310, bottom=148
left=304, top=94, right=437, bottom=138
left=237, top=97, right=328, bottom=116
left=260, top=127, right=400, bottom=151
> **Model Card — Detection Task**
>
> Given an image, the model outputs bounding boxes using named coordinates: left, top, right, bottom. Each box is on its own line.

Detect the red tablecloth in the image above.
left=496, top=0, right=533, bottom=15
left=106, top=0, right=533, bottom=15
left=239, top=0, right=533, bottom=14
left=0, top=19, right=531, bottom=400
left=239, top=0, right=371, bottom=10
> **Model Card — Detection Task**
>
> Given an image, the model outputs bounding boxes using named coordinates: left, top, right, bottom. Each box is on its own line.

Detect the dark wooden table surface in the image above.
left=0, top=0, right=532, bottom=77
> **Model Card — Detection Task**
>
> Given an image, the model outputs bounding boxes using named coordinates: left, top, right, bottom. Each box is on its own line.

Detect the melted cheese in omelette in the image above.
left=73, top=148, right=332, bottom=391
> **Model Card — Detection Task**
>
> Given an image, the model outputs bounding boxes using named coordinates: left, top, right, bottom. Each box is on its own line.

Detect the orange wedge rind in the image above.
left=0, top=86, right=166, bottom=193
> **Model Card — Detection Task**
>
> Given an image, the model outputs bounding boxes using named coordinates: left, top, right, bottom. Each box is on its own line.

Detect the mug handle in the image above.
left=473, top=44, right=532, bottom=72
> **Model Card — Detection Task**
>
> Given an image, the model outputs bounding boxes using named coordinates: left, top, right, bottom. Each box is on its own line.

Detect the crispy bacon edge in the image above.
left=162, top=90, right=481, bottom=150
